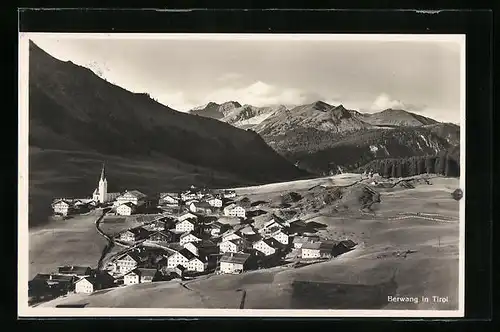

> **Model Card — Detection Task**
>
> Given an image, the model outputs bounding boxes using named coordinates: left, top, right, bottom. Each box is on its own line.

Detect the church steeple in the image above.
left=100, top=162, right=106, bottom=181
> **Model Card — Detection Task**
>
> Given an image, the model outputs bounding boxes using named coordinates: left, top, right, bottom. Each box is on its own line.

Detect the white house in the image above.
left=175, top=219, right=196, bottom=233
left=301, top=241, right=335, bottom=259
left=221, top=230, right=242, bottom=243
left=159, top=193, right=179, bottom=205
left=183, top=240, right=217, bottom=257
left=74, top=277, right=95, bottom=294
left=114, top=252, right=145, bottom=274
left=223, top=204, right=246, bottom=218
left=222, top=190, right=237, bottom=199
left=116, top=202, right=136, bottom=216
left=124, top=268, right=160, bottom=285
left=51, top=200, right=72, bottom=216
left=179, top=232, right=201, bottom=246
left=292, top=235, right=319, bottom=249
left=219, top=252, right=250, bottom=274
left=270, top=230, right=290, bottom=245
left=187, top=256, right=207, bottom=272
left=167, top=249, right=195, bottom=269
left=208, top=222, right=225, bottom=237
left=253, top=239, right=278, bottom=256
left=189, top=202, right=213, bottom=214
left=115, top=190, right=147, bottom=206
left=208, top=198, right=223, bottom=208
left=219, top=239, right=245, bottom=254
left=119, top=227, right=150, bottom=242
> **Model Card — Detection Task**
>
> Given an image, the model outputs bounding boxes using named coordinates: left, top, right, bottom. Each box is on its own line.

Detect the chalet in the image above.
left=261, top=216, right=289, bottom=234
left=183, top=240, right=218, bottom=257
left=57, top=266, right=92, bottom=277
left=240, top=225, right=256, bottom=236
left=119, top=227, right=150, bottom=242
left=74, top=272, right=115, bottom=294
left=189, top=201, right=213, bottom=214
left=175, top=219, right=197, bottom=233
left=223, top=204, right=246, bottom=218
left=331, top=240, right=357, bottom=257
left=168, top=229, right=184, bottom=243
left=219, top=252, right=251, bottom=274
left=161, top=264, right=186, bottom=279
left=207, top=198, right=223, bottom=208
left=116, top=190, right=147, bottom=206
left=167, top=248, right=196, bottom=269
left=253, top=238, right=283, bottom=256
left=159, top=193, right=180, bottom=206
left=270, top=229, right=290, bottom=245
left=51, top=200, right=74, bottom=216
left=185, top=199, right=200, bottom=206
left=187, top=255, right=208, bottom=272
left=222, top=190, right=237, bottom=199
left=148, top=230, right=172, bottom=243
left=179, top=232, right=202, bottom=246
left=114, top=252, right=148, bottom=274
left=301, top=241, right=337, bottom=259
left=124, top=268, right=161, bottom=285
left=219, top=238, right=245, bottom=253
left=116, top=202, right=136, bottom=216
left=221, top=230, right=242, bottom=243
left=293, top=235, right=319, bottom=249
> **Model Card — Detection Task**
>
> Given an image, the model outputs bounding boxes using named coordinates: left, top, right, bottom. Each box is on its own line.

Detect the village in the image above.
left=29, top=165, right=358, bottom=304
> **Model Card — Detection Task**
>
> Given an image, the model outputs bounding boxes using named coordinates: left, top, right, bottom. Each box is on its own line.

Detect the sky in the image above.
left=28, top=34, right=463, bottom=124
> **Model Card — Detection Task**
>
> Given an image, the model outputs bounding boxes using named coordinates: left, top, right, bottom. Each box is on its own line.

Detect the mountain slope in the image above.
left=28, top=41, right=308, bottom=226
left=220, top=104, right=286, bottom=128
left=358, top=108, right=439, bottom=127
left=188, top=101, right=241, bottom=120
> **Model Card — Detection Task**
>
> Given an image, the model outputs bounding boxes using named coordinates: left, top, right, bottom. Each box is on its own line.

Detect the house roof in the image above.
left=293, top=236, right=317, bottom=244
left=57, top=266, right=91, bottom=275
left=190, top=239, right=216, bottom=248
left=149, top=230, right=170, bottom=238
left=125, top=190, right=147, bottom=199
left=220, top=252, right=250, bottom=264
left=177, top=248, right=196, bottom=261
left=119, top=202, right=136, bottom=208
left=339, top=240, right=357, bottom=248
left=262, top=238, right=284, bottom=248
left=177, top=213, right=198, bottom=221
left=129, top=268, right=158, bottom=278
left=180, top=232, right=200, bottom=240
left=52, top=199, right=71, bottom=206
left=210, top=221, right=224, bottom=229
left=32, top=273, right=51, bottom=281
left=302, top=240, right=338, bottom=251
left=126, top=227, right=150, bottom=236
left=194, top=201, right=213, bottom=209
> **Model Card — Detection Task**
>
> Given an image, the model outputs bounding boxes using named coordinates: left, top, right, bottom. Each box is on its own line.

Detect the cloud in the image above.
left=202, top=81, right=328, bottom=108
left=154, top=91, right=198, bottom=112
left=217, top=72, right=243, bottom=82
left=370, top=93, right=407, bottom=111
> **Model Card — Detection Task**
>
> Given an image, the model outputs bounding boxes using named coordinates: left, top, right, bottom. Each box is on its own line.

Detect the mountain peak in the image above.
left=310, top=100, right=332, bottom=111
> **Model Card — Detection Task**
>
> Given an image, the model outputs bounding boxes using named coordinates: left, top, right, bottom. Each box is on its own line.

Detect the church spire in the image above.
left=100, top=162, right=106, bottom=181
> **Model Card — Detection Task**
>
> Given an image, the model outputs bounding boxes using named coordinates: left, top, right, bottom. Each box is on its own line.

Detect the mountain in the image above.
left=28, top=41, right=308, bottom=227
left=188, top=101, right=242, bottom=119
left=358, top=108, right=439, bottom=127
left=221, top=104, right=287, bottom=128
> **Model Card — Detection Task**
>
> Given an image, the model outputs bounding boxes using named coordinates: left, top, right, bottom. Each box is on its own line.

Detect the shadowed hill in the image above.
left=28, top=41, right=308, bottom=227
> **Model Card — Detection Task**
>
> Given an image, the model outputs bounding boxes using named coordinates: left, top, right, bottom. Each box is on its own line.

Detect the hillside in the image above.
left=188, top=101, right=242, bottom=119
left=221, top=104, right=286, bottom=128
left=28, top=41, right=308, bottom=227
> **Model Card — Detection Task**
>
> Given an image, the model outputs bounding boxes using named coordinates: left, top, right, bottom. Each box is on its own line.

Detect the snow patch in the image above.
left=419, top=134, right=429, bottom=147
left=369, top=145, right=379, bottom=153
left=381, top=145, right=390, bottom=156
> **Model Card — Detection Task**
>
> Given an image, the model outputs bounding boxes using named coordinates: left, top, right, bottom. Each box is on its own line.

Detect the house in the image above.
left=179, top=232, right=202, bottom=246
left=57, top=266, right=92, bottom=277
left=219, top=237, right=248, bottom=253
left=270, top=229, right=290, bottom=245
left=148, top=230, right=172, bottom=243
left=119, top=227, right=150, bottom=242
left=219, top=252, right=251, bottom=274
left=167, top=248, right=196, bottom=269
left=29, top=274, right=77, bottom=296
left=187, top=256, right=208, bottom=272
left=177, top=212, right=198, bottom=222
left=331, top=240, right=357, bottom=257
left=301, top=241, right=336, bottom=259
left=221, top=230, right=242, bottom=243
left=189, top=202, right=213, bottom=214
left=223, top=204, right=246, bottom=218
left=292, top=235, right=319, bottom=249
left=124, top=268, right=161, bottom=285
left=167, top=229, right=184, bottom=243
left=261, top=216, right=289, bottom=234
left=207, top=198, right=223, bottom=208
left=222, top=190, right=237, bottom=199
left=253, top=238, right=283, bottom=256
left=240, top=225, right=256, bottom=236
left=183, top=240, right=217, bottom=257
left=74, top=272, right=115, bottom=294
left=161, top=264, right=186, bottom=279
left=51, top=200, right=73, bottom=216
left=116, top=202, right=137, bottom=216
left=116, top=190, right=147, bottom=206
left=159, top=193, right=180, bottom=206
left=175, top=219, right=197, bottom=233
left=114, top=252, right=147, bottom=274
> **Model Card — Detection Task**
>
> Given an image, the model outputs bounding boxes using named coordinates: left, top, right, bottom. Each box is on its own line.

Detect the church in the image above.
left=92, top=164, right=121, bottom=204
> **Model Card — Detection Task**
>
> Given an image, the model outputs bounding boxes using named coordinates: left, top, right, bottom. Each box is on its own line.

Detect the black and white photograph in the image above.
left=18, top=33, right=465, bottom=317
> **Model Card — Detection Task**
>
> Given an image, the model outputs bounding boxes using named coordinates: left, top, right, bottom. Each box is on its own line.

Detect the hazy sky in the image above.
left=28, top=34, right=463, bottom=123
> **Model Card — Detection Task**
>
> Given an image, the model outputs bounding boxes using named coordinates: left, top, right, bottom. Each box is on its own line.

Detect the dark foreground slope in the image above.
left=28, top=41, right=307, bottom=227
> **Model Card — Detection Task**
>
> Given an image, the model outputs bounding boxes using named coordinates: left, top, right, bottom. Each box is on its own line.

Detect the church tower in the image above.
left=98, top=163, right=108, bottom=203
